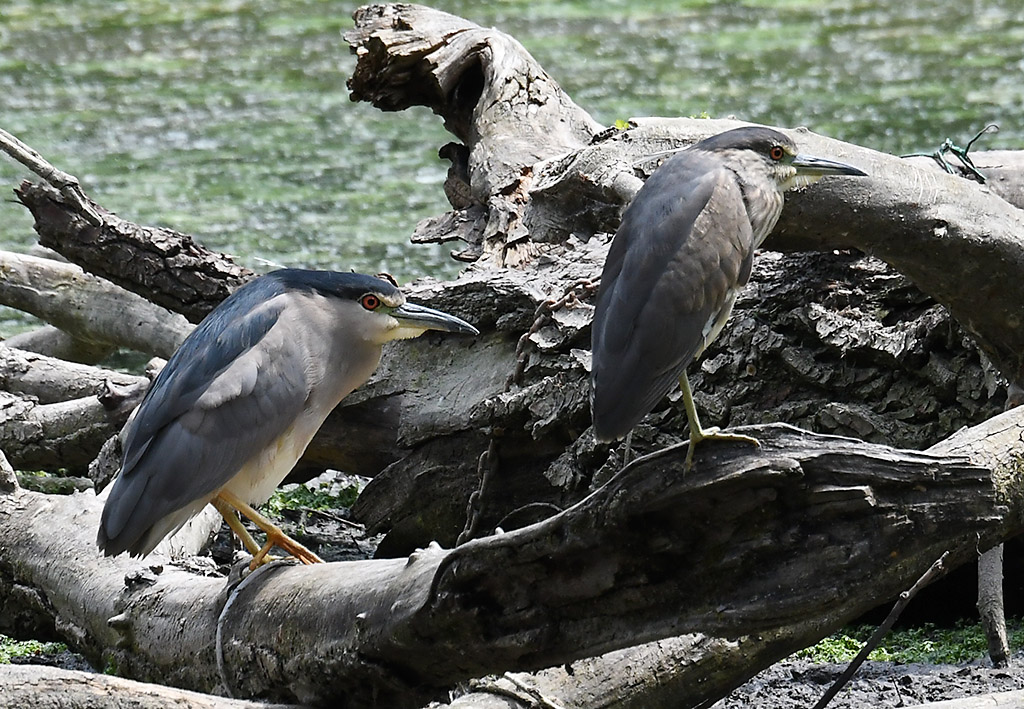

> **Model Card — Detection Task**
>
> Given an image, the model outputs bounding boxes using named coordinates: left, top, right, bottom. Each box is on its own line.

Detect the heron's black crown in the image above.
left=260, top=269, right=400, bottom=302
left=692, top=126, right=795, bottom=155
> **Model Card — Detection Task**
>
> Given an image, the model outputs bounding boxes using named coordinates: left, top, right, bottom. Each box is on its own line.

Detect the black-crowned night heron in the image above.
left=591, top=126, right=867, bottom=467
left=98, top=269, right=477, bottom=567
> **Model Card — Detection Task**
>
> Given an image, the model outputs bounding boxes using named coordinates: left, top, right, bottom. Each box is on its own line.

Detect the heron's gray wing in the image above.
left=99, top=293, right=310, bottom=554
left=591, top=153, right=754, bottom=439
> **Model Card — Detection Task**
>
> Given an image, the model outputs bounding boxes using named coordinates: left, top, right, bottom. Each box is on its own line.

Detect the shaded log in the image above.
left=0, top=416, right=1020, bottom=707
left=356, top=249, right=1005, bottom=554
left=0, top=391, right=131, bottom=475
left=0, top=342, right=146, bottom=405
left=0, top=343, right=147, bottom=474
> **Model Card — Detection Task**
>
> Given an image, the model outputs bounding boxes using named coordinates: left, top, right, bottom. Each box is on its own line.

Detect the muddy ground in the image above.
left=10, top=644, right=1023, bottom=707
left=714, top=653, right=1024, bottom=708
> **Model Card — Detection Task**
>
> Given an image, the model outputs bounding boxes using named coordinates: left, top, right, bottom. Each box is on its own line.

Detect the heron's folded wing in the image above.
left=592, top=154, right=754, bottom=436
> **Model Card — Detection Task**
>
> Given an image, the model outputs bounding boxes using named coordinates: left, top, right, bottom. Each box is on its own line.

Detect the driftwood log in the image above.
left=0, top=415, right=1021, bottom=708
left=3, top=3, right=1024, bottom=708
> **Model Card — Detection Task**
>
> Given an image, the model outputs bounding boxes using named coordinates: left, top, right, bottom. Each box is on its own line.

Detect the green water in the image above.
left=1, top=0, right=1021, bottom=296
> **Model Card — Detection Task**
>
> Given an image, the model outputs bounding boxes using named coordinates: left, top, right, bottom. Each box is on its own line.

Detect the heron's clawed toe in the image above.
left=695, top=428, right=761, bottom=448
left=684, top=427, right=761, bottom=471
left=248, top=530, right=324, bottom=570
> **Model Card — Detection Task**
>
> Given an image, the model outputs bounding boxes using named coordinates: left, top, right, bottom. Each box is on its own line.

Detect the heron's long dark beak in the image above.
left=393, top=302, right=479, bottom=335
left=792, top=154, right=868, bottom=177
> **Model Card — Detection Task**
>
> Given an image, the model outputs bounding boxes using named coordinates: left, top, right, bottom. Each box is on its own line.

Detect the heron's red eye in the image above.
left=769, top=145, right=785, bottom=161
left=361, top=294, right=381, bottom=311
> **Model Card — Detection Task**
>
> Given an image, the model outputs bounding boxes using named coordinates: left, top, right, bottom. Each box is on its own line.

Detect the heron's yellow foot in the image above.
left=212, top=490, right=324, bottom=570
left=684, top=426, right=761, bottom=471
left=248, top=529, right=324, bottom=570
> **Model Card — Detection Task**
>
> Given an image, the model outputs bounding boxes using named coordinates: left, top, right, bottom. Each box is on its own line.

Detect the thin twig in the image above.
left=502, top=672, right=569, bottom=709
left=0, top=127, right=103, bottom=226
left=811, top=551, right=950, bottom=709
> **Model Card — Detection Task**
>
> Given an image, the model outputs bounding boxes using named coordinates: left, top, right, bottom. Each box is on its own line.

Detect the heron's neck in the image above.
left=730, top=167, right=786, bottom=247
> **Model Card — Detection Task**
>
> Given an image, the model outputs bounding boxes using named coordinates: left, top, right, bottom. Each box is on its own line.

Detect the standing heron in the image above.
left=98, top=269, right=478, bottom=567
left=590, top=126, right=866, bottom=467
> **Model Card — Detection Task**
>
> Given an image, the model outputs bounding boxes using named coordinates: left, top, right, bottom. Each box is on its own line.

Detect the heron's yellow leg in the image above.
left=211, top=496, right=263, bottom=556
left=213, top=490, right=324, bottom=570
left=679, top=372, right=759, bottom=470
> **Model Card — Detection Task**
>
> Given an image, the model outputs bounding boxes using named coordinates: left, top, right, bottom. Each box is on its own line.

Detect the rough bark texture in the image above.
left=339, top=3, right=1018, bottom=557
left=13, top=180, right=251, bottom=324
left=0, top=343, right=147, bottom=474
left=0, top=417, right=1021, bottom=708
left=978, top=545, right=1010, bottom=668
left=347, top=4, right=1024, bottom=387
left=0, top=342, right=146, bottom=405
left=356, top=249, right=1006, bottom=556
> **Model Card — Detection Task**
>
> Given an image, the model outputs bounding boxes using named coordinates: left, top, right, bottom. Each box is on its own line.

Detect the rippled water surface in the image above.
left=1, top=0, right=1021, bottom=293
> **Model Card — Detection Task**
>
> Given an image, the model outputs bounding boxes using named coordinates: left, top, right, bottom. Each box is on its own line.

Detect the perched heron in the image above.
left=98, top=269, right=478, bottom=567
left=591, top=126, right=866, bottom=467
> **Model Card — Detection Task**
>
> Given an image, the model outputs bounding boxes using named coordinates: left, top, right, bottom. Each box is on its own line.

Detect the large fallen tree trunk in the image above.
left=0, top=664, right=305, bottom=709
left=0, top=413, right=1021, bottom=707
left=3, top=3, right=1024, bottom=709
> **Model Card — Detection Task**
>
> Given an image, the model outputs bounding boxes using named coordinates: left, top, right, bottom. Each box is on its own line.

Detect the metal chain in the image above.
left=457, top=278, right=598, bottom=546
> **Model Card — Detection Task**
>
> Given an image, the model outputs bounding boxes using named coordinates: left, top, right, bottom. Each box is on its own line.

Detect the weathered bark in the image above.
left=2, top=120, right=246, bottom=324
left=346, top=4, right=1024, bottom=388
left=12, top=181, right=250, bottom=325
left=356, top=249, right=1006, bottom=555
left=0, top=342, right=146, bottom=405
left=0, top=414, right=1020, bottom=708
left=0, top=343, right=147, bottom=474
left=978, top=545, right=1010, bottom=668
left=0, top=250, right=193, bottom=358
left=334, top=3, right=1020, bottom=556
left=0, top=664, right=307, bottom=709
left=438, top=633, right=781, bottom=709
left=348, top=4, right=603, bottom=216
left=0, top=392, right=131, bottom=475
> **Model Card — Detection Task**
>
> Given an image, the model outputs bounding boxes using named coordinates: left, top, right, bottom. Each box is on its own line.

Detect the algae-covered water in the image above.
left=1, top=0, right=1021, bottom=292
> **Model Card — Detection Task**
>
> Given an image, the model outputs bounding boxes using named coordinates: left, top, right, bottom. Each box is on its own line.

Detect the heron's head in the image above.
left=693, top=126, right=867, bottom=191
left=269, top=269, right=478, bottom=345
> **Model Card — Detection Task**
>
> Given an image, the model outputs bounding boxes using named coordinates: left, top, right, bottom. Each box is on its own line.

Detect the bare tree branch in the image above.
left=0, top=250, right=192, bottom=358
left=11, top=179, right=251, bottom=324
